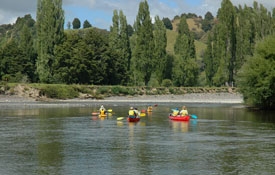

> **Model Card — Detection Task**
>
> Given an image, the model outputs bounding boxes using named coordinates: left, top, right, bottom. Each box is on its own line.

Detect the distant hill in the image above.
left=172, top=17, right=203, bottom=33
left=0, top=16, right=207, bottom=61
left=167, top=17, right=207, bottom=60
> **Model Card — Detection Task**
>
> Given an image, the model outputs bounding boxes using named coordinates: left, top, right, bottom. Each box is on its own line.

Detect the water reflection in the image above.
left=170, top=121, right=189, bottom=132
left=36, top=115, right=64, bottom=175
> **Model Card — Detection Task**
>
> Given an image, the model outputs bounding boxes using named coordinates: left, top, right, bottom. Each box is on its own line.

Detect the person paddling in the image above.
left=99, top=104, right=106, bottom=115
left=128, top=107, right=137, bottom=118
left=179, top=106, right=188, bottom=116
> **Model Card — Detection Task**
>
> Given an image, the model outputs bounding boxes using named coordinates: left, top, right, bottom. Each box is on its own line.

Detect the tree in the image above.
left=237, top=35, right=275, bottom=109
left=0, top=39, right=24, bottom=82
left=202, top=11, right=214, bottom=32
left=162, top=17, right=173, bottom=30
left=211, top=0, right=237, bottom=86
left=108, top=10, right=131, bottom=85
left=53, top=29, right=109, bottom=84
left=132, top=0, right=155, bottom=86
left=173, top=16, right=198, bottom=86
left=19, top=24, right=37, bottom=82
left=67, top=21, right=71, bottom=29
left=72, top=18, right=81, bottom=29
left=154, top=16, right=167, bottom=85
left=36, top=0, right=64, bottom=83
left=83, top=20, right=92, bottom=28
left=127, top=24, right=134, bottom=36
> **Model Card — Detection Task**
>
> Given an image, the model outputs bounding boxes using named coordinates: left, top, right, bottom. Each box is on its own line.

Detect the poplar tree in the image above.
left=173, top=16, right=198, bottom=86
left=153, top=16, right=167, bottom=85
left=210, top=0, right=236, bottom=86
left=109, top=10, right=131, bottom=85
left=132, top=0, right=154, bottom=86
left=36, top=0, right=64, bottom=83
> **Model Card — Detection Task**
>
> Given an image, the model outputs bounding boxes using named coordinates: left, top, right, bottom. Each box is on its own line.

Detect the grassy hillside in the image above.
left=172, top=18, right=203, bottom=33
left=166, top=18, right=206, bottom=60
left=166, top=29, right=178, bottom=55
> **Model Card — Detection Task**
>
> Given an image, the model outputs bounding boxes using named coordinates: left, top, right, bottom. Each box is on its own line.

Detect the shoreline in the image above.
left=0, top=92, right=243, bottom=104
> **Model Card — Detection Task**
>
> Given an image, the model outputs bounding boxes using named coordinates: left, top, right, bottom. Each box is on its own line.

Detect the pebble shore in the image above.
left=0, top=93, right=243, bottom=104
left=103, top=93, right=243, bottom=104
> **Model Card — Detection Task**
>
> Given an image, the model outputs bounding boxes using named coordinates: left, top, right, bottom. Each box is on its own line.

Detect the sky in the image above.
left=0, top=0, right=275, bottom=30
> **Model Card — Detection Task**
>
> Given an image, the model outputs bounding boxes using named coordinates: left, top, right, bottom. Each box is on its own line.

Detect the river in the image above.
left=0, top=102, right=274, bottom=175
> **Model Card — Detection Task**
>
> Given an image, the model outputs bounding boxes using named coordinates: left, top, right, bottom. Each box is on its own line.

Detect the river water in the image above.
left=0, top=102, right=274, bottom=175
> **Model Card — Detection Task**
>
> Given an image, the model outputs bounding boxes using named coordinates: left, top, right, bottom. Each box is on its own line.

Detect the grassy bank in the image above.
left=0, top=83, right=238, bottom=100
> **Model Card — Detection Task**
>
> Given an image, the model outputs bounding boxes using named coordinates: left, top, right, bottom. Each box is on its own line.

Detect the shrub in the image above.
left=111, top=86, right=128, bottom=95
left=161, top=79, right=173, bottom=87
left=40, top=85, right=78, bottom=99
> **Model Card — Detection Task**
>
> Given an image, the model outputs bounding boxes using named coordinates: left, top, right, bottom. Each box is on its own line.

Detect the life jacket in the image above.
left=172, top=110, right=179, bottom=116
left=100, top=109, right=105, bottom=115
left=180, top=109, right=188, bottom=116
left=129, top=109, right=135, bottom=116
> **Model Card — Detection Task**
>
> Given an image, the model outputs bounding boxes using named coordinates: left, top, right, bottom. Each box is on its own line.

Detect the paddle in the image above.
left=91, top=112, right=99, bottom=116
left=117, top=117, right=124, bottom=120
left=107, top=109, right=113, bottom=113
left=190, top=114, right=198, bottom=119
left=171, top=108, right=179, bottom=111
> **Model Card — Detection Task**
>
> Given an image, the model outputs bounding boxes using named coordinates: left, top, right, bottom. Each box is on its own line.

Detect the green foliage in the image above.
left=127, top=24, right=134, bottom=36
left=173, top=16, right=198, bottom=87
left=97, top=86, right=109, bottom=94
left=1, top=0, right=275, bottom=94
left=132, top=0, right=155, bottom=86
left=154, top=16, right=167, bottom=85
left=161, top=79, right=173, bottom=87
left=36, top=0, right=64, bottom=83
left=237, top=36, right=275, bottom=109
left=40, top=84, right=79, bottom=99
left=83, top=20, right=92, bottom=28
left=72, top=18, right=81, bottom=29
left=162, top=17, right=173, bottom=30
left=111, top=86, right=129, bottom=95
left=202, top=11, right=214, bottom=32
left=53, top=29, right=109, bottom=84
left=109, top=10, right=131, bottom=85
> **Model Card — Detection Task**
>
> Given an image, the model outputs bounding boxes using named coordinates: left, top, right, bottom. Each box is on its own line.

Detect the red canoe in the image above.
left=169, top=115, right=190, bottom=121
left=127, top=117, right=140, bottom=122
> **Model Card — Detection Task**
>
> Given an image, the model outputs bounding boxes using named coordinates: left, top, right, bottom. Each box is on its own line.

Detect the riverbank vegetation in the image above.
left=0, top=83, right=237, bottom=100
left=0, top=0, right=274, bottom=109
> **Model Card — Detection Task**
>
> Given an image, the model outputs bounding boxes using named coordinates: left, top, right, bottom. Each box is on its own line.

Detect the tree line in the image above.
left=0, top=0, right=274, bottom=108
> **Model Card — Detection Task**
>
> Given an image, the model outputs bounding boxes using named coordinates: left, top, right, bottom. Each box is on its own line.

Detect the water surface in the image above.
left=0, top=103, right=274, bottom=175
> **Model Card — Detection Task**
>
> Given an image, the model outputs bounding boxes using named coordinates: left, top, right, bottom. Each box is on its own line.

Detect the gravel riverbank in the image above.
left=0, top=92, right=243, bottom=104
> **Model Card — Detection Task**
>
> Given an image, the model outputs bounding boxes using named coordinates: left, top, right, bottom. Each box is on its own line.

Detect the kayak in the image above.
left=127, top=116, right=140, bottom=122
left=169, top=115, right=190, bottom=121
left=141, top=109, right=146, bottom=113
left=98, top=114, right=107, bottom=118
left=140, top=113, right=146, bottom=117
left=91, top=112, right=99, bottom=116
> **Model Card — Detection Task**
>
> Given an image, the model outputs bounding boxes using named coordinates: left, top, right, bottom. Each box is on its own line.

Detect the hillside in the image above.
left=166, top=17, right=206, bottom=60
